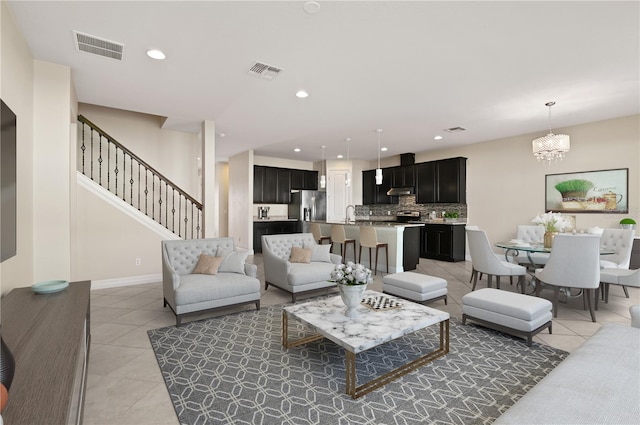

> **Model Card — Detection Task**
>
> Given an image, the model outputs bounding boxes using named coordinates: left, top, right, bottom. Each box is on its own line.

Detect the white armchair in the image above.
left=535, top=234, right=601, bottom=322
left=262, top=233, right=342, bottom=302
left=600, top=268, right=640, bottom=304
left=466, top=228, right=527, bottom=292
left=514, top=225, right=550, bottom=266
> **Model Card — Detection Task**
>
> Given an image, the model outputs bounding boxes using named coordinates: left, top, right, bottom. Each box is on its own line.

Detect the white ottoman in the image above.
left=462, top=288, right=552, bottom=346
left=382, top=272, right=447, bottom=305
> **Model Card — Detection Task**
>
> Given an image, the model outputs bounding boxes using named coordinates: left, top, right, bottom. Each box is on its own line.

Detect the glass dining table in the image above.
left=494, top=240, right=614, bottom=297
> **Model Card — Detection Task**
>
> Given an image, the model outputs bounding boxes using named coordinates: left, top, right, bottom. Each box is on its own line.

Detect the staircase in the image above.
left=77, top=115, right=202, bottom=239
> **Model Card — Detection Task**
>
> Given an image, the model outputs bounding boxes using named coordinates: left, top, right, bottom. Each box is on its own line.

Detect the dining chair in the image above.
left=359, top=226, right=388, bottom=275
left=310, top=222, right=331, bottom=245
left=330, top=224, right=356, bottom=263
left=600, top=268, right=640, bottom=304
left=534, top=234, right=601, bottom=322
left=599, top=228, right=635, bottom=298
left=514, top=225, right=550, bottom=267
left=466, top=228, right=527, bottom=292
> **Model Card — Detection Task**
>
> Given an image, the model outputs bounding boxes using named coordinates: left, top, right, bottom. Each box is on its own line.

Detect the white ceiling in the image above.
left=7, top=1, right=640, bottom=163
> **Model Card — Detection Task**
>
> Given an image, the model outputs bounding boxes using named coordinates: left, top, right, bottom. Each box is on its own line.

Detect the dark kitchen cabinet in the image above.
left=290, top=169, right=318, bottom=190
left=420, top=224, right=465, bottom=262
left=391, top=165, right=415, bottom=187
left=416, top=157, right=466, bottom=204
left=362, top=168, right=398, bottom=205
left=362, top=170, right=376, bottom=205
left=254, top=165, right=295, bottom=204
left=631, top=238, right=640, bottom=269
left=253, top=220, right=300, bottom=253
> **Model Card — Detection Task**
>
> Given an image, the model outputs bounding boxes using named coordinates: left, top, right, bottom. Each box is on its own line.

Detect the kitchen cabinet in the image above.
left=420, top=224, right=465, bottom=262
left=254, top=165, right=294, bottom=204
left=290, top=169, right=318, bottom=190
left=416, top=157, right=466, bottom=204
left=391, top=165, right=415, bottom=188
left=362, top=168, right=398, bottom=205
left=253, top=220, right=300, bottom=253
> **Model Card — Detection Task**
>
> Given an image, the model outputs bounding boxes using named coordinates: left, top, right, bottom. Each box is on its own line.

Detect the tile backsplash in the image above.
left=355, top=195, right=467, bottom=221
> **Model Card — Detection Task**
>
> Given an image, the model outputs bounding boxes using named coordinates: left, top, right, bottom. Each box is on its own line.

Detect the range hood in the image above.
left=387, top=187, right=414, bottom=196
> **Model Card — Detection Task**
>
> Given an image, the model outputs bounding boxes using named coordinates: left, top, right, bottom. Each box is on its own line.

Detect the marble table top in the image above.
left=283, top=290, right=450, bottom=353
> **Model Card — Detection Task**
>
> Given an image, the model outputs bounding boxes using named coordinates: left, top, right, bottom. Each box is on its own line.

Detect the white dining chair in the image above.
left=466, top=228, right=527, bottom=292
left=514, top=225, right=550, bottom=267
left=535, top=234, right=601, bottom=322
left=465, top=225, right=504, bottom=283
left=600, top=268, right=640, bottom=304
left=599, top=228, right=635, bottom=298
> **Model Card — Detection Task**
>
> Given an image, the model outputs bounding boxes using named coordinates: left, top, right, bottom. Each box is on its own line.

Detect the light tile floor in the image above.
left=84, top=256, right=639, bottom=425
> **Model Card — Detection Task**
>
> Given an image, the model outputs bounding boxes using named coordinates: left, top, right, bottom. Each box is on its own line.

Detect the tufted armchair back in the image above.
left=262, top=233, right=316, bottom=261
left=516, top=225, right=545, bottom=244
left=162, top=237, right=235, bottom=275
left=600, top=228, right=634, bottom=268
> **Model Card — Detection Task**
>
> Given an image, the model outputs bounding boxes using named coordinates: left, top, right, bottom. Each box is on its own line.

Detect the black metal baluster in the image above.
left=107, top=140, right=111, bottom=191
left=122, top=152, right=126, bottom=201
left=129, top=155, right=134, bottom=206
left=114, top=146, right=119, bottom=196
left=190, top=204, right=194, bottom=239
left=165, top=182, right=169, bottom=230
left=171, top=187, right=176, bottom=232
left=80, top=124, right=86, bottom=174
left=144, top=167, right=148, bottom=214
left=154, top=174, right=157, bottom=221
left=98, top=135, right=103, bottom=185
left=90, top=129, right=94, bottom=180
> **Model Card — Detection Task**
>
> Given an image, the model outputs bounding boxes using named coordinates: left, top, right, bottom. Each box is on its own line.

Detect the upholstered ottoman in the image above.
left=462, top=288, right=552, bottom=346
left=382, top=272, right=447, bottom=305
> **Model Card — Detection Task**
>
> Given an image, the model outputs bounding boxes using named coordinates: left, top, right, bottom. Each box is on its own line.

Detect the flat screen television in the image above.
left=1, top=99, right=17, bottom=262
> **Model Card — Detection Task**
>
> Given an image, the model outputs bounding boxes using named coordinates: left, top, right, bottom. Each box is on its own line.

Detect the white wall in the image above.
left=78, top=103, right=201, bottom=200
left=1, top=1, right=35, bottom=294
left=414, top=114, right=639, bottom=245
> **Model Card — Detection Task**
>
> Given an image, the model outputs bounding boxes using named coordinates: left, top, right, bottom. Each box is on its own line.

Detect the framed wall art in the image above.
left=545, top=168, right=628, bottom=213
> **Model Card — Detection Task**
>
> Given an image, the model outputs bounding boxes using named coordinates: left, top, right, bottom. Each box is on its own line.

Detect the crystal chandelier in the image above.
left=532, top=101, right=570, bottom=163
left=375, top=129, right=383, bottom=185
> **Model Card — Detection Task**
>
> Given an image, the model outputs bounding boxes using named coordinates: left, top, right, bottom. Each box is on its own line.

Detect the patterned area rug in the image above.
left=148, top=304, right=567, bottom=425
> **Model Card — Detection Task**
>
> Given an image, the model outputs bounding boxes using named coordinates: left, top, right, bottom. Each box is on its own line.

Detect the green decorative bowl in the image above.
left=31, top=280, right=69, bottom=294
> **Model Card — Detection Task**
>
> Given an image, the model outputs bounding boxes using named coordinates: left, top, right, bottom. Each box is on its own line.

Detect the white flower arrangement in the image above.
left=329, top=261, right=373, bottom=286
left=532, top=211, right=568, bottom=233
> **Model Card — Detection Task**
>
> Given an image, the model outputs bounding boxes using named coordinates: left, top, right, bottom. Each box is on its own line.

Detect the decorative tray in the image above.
left=361, top=295, right=403, bottom=311
left=31, top=280, right=69, bottom=294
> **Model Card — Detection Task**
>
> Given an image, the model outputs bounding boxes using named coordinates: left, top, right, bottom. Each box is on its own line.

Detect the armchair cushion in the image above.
left=175, top=273, right=259, bottom=305
left=193, top=254, right=224, bottom=275
left=218, top=250, right=250, bottom=274
left=288, top=262, right=337, bottom=286
left=290, top=246, right=312, bottom=263
left=306, top=242, right=332, bottom=263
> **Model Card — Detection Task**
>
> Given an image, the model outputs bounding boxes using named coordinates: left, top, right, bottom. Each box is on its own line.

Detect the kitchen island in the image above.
left=314, top=221, right=424, bottom=273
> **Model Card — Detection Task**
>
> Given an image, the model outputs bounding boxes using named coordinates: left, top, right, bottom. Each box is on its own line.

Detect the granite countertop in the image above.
left=253, top=217, right=299, bottom=222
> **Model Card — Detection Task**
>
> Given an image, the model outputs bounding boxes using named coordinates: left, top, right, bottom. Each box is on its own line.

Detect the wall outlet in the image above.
left=135, top=258, right=141, bottom=266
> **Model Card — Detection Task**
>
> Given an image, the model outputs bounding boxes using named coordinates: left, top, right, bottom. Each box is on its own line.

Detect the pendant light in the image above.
left=320, top=145, right=326, bottom=189
left=532, top=101, right=570, bottom=164
left=375, top=129, right=383, bottom=185
left=345, top=138, right=351, bottom=187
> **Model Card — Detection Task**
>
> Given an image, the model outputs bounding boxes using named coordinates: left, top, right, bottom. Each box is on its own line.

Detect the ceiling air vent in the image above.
left=444, top=126, right=467, bottom=133
left=248, top=62, right=283, bottom=80
left=73, top=30, right=124, bottom=60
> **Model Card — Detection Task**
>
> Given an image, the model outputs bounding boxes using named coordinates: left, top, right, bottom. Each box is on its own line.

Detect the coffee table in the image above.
left=282, top=290, right=450, bottom=399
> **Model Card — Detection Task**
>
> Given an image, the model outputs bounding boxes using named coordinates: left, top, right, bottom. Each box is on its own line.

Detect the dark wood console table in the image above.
left=1, top=281, right=91, bottom=425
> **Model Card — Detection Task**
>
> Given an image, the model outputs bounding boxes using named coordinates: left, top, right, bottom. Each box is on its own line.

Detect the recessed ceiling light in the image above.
left=146, top=49, right=166, bottom=60
left=337, top=154, right=343, bottom=159
left=295, top=90, right=309, bottom=98
left=303, top=1, right=321, bottom=14
left=294, top=148, right=301, bottom=152
left=381, top=147, right=388, bottom=152
left=434, top=135, right=443, bottom=140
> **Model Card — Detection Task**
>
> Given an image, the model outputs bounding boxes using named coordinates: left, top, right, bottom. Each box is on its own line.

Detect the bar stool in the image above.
left=310, top=223, right=331, bottom=245
left=359, top=226, right=388, bottom=275
left=331, top=225, right=356, bottom=262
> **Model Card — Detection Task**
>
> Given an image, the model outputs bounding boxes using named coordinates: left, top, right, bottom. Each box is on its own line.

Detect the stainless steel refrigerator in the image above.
left=288, top=190, right=327, bottom=233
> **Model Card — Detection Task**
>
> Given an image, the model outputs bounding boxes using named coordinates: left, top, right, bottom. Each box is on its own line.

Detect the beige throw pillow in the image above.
left=193, top=254, right=224, bottom=275
left=289, top=246, right=312, bottom=263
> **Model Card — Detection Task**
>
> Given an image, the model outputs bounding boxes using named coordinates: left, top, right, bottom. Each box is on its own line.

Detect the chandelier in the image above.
left=532, top=101, right=570, bottom=163
left=320, top=145, right=326, bottom=189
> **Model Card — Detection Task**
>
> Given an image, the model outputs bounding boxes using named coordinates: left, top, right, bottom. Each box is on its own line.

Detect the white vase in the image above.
left=337, top=283, right=367, bottom=318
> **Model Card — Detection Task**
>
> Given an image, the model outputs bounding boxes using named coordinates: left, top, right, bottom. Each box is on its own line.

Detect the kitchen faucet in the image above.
left=345, top=205, right=355, bottom=224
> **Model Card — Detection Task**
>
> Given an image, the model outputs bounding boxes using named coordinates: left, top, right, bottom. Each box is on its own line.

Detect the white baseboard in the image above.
left=91, top=274, right=162, bottom=290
